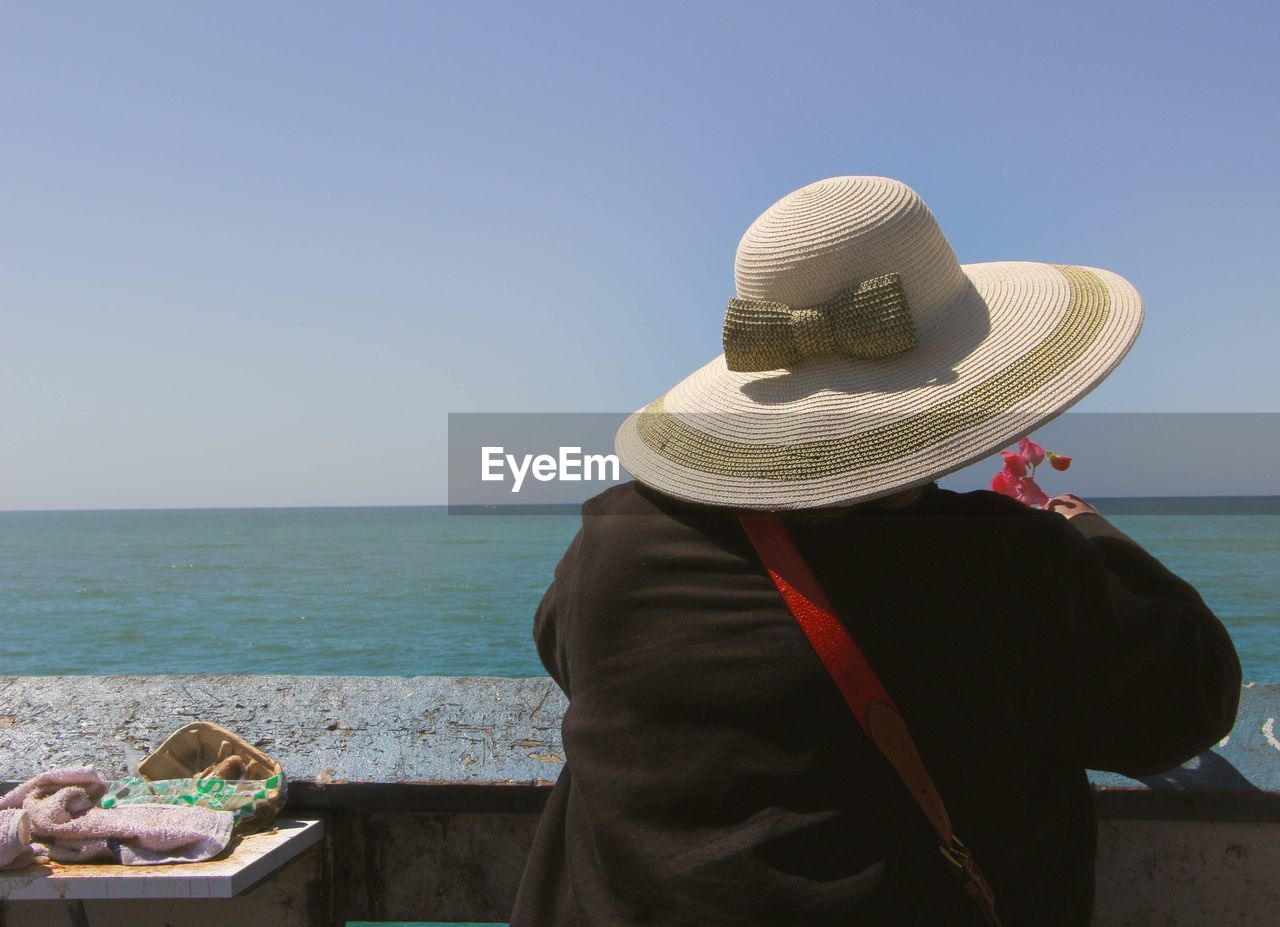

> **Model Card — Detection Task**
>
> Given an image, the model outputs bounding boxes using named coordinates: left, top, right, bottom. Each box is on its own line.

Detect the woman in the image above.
left=510, top=177, right=1241, bottom=926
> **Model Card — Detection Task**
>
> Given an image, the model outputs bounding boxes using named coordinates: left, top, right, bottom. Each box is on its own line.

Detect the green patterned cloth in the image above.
left=100, top=773, right=286, bottom=830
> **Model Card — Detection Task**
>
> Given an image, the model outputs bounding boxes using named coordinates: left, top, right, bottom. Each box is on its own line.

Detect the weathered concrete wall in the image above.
left=1, top=676, right=1277, bottom=926
left=17, top=816, right=1272, bottom=927
left=1094, top=819, right=1280, bottom=927
left=325, top=811, right=538, bottom=923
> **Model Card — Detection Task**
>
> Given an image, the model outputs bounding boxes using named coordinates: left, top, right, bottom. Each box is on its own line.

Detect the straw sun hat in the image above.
left=614, top=176, right=1144, bottom=509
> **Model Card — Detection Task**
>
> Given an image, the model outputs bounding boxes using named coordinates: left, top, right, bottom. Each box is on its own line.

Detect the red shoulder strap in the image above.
left=737, top=510, right=1002, bottom=927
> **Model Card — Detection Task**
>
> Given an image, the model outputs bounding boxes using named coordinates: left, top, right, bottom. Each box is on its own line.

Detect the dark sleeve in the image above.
left=1016, top=510, right=1241, bottom=778
left=1068, top=511, right=1139, bottom=546
left=533, top=527, right=582, bottom=698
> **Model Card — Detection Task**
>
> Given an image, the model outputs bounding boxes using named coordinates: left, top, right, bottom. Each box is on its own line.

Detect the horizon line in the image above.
left=4, top=494, right=1280, bottom=515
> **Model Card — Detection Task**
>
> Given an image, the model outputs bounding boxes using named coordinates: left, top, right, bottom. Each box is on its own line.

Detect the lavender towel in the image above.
left=0, top=766, right=233, bottom=867
left=0, top=809, right=34, bottom=869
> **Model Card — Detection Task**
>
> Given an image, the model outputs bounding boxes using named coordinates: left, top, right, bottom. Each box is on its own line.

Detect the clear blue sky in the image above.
left=2, top=1, right=1277, bottom=509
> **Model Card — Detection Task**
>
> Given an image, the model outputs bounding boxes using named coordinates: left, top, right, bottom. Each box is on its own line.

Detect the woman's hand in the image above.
left=1045, top=493, right=1099, bottom=520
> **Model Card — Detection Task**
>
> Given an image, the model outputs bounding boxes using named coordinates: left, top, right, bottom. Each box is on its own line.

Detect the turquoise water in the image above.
left=1, top=502, right=1277, bottom=680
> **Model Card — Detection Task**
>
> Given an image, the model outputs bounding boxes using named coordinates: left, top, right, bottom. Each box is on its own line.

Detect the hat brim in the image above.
left=615, top=262, right=1142, bottom=509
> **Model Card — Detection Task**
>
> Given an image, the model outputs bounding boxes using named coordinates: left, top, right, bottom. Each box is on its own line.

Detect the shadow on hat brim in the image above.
left=615, top=261, right=1143, bottom=510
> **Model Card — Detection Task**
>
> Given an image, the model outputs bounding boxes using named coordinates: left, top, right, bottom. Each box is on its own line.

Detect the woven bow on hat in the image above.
left=722, top=273, right=919, bottom=372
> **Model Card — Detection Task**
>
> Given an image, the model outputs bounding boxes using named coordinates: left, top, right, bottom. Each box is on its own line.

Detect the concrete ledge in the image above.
left=0, top=675, right=567, bottom=788
left=2, top=675, right=1276, bottom=816
left=1088, top=682, right=1280, bottom=821
left=0, top=676, right=1276, bottom=926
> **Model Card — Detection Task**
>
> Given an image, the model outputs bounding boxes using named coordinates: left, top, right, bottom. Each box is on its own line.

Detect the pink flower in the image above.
left=991, top=470, right=1019, bottom=498
left=990, top=433, right=1073, bottom=508
left=1018, top=476, right=1050, bottom=508
left=999, top=450, right=1027, bottom=479
left=1018, top=437, right=1045, bottom=467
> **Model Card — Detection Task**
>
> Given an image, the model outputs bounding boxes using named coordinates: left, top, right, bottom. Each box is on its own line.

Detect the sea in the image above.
left=2, top=499, right=1277, bottom=681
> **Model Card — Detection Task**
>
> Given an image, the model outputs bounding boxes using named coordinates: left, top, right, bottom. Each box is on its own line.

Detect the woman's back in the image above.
left=511, top=481, right=1239, bottom=926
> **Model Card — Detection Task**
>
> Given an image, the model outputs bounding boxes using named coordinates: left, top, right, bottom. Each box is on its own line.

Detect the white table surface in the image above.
left=0, top=817, right=323, bottom=901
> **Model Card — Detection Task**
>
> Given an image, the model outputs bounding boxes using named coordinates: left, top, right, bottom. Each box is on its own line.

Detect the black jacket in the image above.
left=510, top=481, right=1241, bottom=926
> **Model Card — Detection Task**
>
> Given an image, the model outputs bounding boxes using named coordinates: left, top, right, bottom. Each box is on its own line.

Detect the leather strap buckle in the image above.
left=939, top=836, right=972, bottom=869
